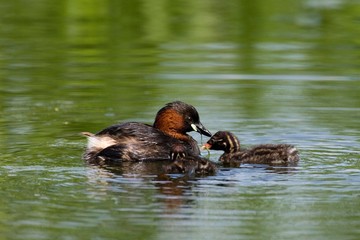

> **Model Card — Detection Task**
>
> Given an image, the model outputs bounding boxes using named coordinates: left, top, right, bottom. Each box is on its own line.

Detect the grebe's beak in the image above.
left=191, top=123, right=212, bottom=137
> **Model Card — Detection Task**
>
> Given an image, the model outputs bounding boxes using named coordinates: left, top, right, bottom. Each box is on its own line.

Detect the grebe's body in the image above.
left=83, top=101, right=211, bottom=164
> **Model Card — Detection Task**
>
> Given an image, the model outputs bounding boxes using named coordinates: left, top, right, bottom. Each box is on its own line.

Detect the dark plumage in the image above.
left=204, top=131, right=299, bottom=166
left=165, top=143, right=217, bottom=175
left=82, top=101, right=211, bottom=164
left=165, top=157, right=217, bottom=176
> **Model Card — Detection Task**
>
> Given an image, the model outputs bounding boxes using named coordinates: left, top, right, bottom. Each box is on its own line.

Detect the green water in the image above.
left=1, top=1, right=359, bottom=239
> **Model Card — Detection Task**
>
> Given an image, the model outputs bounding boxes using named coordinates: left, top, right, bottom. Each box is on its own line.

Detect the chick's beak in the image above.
left=191, top=123, right=212, bottom=137
left=201, top=143, right=212, bottom=150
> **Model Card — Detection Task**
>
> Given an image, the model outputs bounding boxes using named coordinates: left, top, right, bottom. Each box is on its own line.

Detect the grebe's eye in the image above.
left=186, top=116, right=192, bottom=122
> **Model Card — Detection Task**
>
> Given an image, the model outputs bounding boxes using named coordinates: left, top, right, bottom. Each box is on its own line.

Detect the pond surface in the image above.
left=1, top=1, right=359, bottom=239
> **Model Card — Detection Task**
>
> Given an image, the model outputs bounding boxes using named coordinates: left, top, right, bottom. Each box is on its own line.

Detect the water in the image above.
left=1, top=0, right=359, bottom=239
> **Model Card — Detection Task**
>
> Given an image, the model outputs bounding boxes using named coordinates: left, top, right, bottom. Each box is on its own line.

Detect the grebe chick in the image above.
left=204, top=131, right=299, bottom=166
left=165, top=143, right=217, bottom=175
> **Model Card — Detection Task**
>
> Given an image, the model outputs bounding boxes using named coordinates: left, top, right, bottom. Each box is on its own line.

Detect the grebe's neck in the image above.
left=153, top=109, right=189, bottom=142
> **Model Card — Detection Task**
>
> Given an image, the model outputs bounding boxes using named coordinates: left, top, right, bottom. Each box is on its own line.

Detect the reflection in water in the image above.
left=84, top=159, right=299, bottom=215
left=154, top=174, right=194, bottom=214
left=85, top=163, right=197, bottom=214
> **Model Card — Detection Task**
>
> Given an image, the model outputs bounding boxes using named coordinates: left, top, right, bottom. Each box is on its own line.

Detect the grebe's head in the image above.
left=153, top=101, right=211, bottom=139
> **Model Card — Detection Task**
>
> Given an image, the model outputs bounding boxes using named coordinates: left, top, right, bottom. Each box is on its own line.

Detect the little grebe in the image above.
left=204, top=131, right=299, bottom=166
left=82, top=101, right=211, bottom=164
